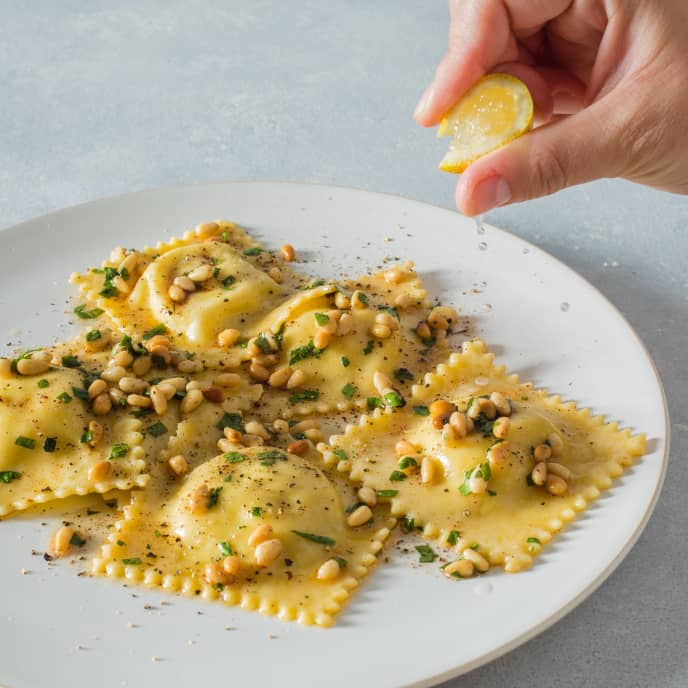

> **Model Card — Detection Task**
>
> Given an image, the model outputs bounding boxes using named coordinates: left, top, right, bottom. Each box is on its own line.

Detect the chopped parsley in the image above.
left=0, top=470, right=21, bottom=483
left=291, top=530, right=335, bottom=546
left=74, top=304, right=104, bottom=320
left=389, top=470, right=407, bottom=482
left=413, top=405, right=430, bottom=416
left=218, top=541, right=233, bottom=556
left=43, top=437, right=57, bottom=453
left=527, top=537, right=542, bottom=545
left=70, top=532, right=86, bottom=547
left=415, top=545, right=437, bottom=563
left=362, top=339, right=374, bottom=355
left=142, top=324, right=167, bottom=340
left=222, top=275, right=236, bottom=289
left=314, top=312, right=330, bottom=326
left=341, top=383, right=357, bottom=399
left=333, top=556, right=348, bottom=569
left=99, top=267, right=121, bottom=298
left=243, top=247, right=264, bottom=256
left=398, top=456, right=417, bottom=470
left=376, top=489, right=398, bottom=498
left=71, top=386, right=90, bottom=402
left=122, top=557, right=142, bottom=565
left=216, top=412, right=245, bottom=433
left=250, top=506, right=263, bottom=517
left=37, top=378, right=49, bottom=389
left=384, top=391, right=406, bottom=408
left=447, top=530, right=460, bottom=546
left=254, top=333, right=273, bottom=354
left=258, top=449, right=287, bottom=466
left=80, top=430, right=94, bottom=444
left=402, top=517, right=415, bottom=532
left=289, top=389, right=319, bottom=403
left=207, top=487, right=223, bottom=509
left=85, top=329, right=101, bottom=342
left=108, top=443, right=130, bottom=460
left=333, top=448, right=348, bottom=461
left=393, top=368, right=414, bottom=382
left=224, top=451, right=248, bottom=463
left=56, top=392, right=72, bottom=404
left=341, top=356, right=350, bottom=368
left=15, top=436, right=35, bottom=450
left=377, top=305, right=399, bottom=319
left=61, top=354, right=80, bottom=368
left=145, top=421, right=168, bottom=438
left=367, top=396, right=383, bottom=409
left=288, top=340, right=321, bottom=366
left=356, top=292, right=370, bottom=306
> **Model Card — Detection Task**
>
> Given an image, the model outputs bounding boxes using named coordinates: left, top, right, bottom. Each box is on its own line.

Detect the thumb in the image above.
left=455, top=97, right=626, bottom=215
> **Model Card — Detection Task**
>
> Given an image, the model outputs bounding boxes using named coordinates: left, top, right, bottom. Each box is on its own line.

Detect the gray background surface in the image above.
left=1, top=2, right=686, bottom=686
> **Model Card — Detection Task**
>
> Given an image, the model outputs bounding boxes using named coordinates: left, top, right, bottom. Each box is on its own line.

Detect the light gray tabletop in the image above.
left=1, top=3, right=686, bottom=687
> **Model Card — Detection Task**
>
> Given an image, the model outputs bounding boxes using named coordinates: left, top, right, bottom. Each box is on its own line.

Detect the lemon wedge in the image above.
left=438, top=73, right=533, bottom=173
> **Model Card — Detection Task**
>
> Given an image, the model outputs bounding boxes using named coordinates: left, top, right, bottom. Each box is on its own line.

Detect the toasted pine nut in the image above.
left=531, top=461, right=548, bottom=486
left=351, top=291, right=368, bottom=309
left=150, top=385, right=168, bottom=415
left=203, top=386, right=225, bottom=403
left=157, top=382, right=177, bottom=400
left=213, top=372, right=241, bottom=388
left=177, top=359, right=204, bottom=374
left=463, top=548, right=489, bottom=572
left=108, top=387, right=126, bottom=406
left=334, top=292, right=351, bottom=309
left=268, top=266, right=282, bottom=283
left=492, top=417, right=511, bottom=439
left=421, top=456, right=436, bottom=484
left=268, top=367, right=292, bottom=388
left=224, top=427, right=244, bottom=442
left=326, top=309, right=341, bottom=323
left=444, top=559, right=475, bottom=578
left=546, top=474, right=569, bottom=496
left=110, top=246, right=127, bottom=263
left=373, top=370, right=394, bottom=396
left=87, top=379, right=107, bottom=399
left=415, top=320, right=432, bottom=341
left=489, top=392, right=512, bottom=416
left=16, top=358, right=50, bottom=376
left=249, top=361, right=270, bottom=382
left=371, top=323, right=392, bottom=339
left=223, top=555, right=241, bottom=576
left=487, top=440, right=511, bottom=469
left=319, top=318, right=338, bottom=335
left=168, top=284, right=187, bottom=303
left=317, top=559, right=341, bottom=581
left=118, top=251, right=139, bottom=275
left=442, top=423, right=458, bottom=442
left=533, top=444, right=552, bottom=462
left=173, top=275, right=196, bottom=292
left=186, top=380, right=209, bottom=392
left=87, top=420, right=104, bottom=447
left=248, top=524, right=273, bottom=548
left=547, top=462, right=572, bottom=481
left=375, top=311, right=398, bottom=329
left=168, top=454, right=189, bottom=476
left=547, top=432, right=564, bottom=457
left=119, top=377, right=149, bottom=394
left=0, top=358, right=13, bottom=377
left=289, top=418, right=319, bottom=434
left=188, top=264, right=214, bottom=282
left=272, top=419, right=289, bottom=433
left=395, top=439, right=416, bottom=457
left=287, top=439, right=309, bottom=456
left=429, top=399, right=455, bottom=420
left=302, top=429, right=322, bottom=443
left=357, top=486, right=377, bottom=507
left=468, top=468, right=488, bottom=494
left=286, top=368, right=306, bottom=389
left=196, top=221, right=219, bottom=237
left=127, top=394, right=151, bottom=408
left=427, top=305, right=459, bottom=330
left=88, top=459, right=112, bottom=482
left=163, top=376, right=187, bottom=392
left=110, top=350, right=133, bottom=369
left=217, top=328, right=241, bottom=348
left=180, top=388, right=204, bottom=413
left=132, top=355, right=152, bottom=377
left=476, top=397, right=497, bottom=419
left=112, top=275, right=130, bottom=295
left=145, top=335, right=171, bottom=352
left=101, top=365, right=127, bottom=383
left=449, top=411, right=471, bottom=438
left=313, top=329, right=332, bottom=350
left=189, top=484, right=209, bottom=514
left=204, top=562, right=232, bottom=586
left=347, top=504, right=373, bottom=527
left=150, top=345, right=171, bottom=365
left=50, top=526, right=75, bottom=558
left=337, top=313, right=354, bottom=336
left=280, top=244, right=295, bottom=261
left=383, top=267, right=403, bottom=284
left=92, top=393, right=112, bottom=416
left=255, top=539, right=283, bottom=567
left=244, top=420, right=270, bottom=439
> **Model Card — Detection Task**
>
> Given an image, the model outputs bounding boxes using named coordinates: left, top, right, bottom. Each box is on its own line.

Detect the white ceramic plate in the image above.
left=0, top=183, right=667, bottom=688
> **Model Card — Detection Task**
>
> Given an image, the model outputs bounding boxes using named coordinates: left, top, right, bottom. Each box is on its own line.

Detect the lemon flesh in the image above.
left=438, top=73, right=533, bottom=173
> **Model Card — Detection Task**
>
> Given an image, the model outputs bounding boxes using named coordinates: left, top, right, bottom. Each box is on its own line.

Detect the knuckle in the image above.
left=529, top=144, right=568, bottom=197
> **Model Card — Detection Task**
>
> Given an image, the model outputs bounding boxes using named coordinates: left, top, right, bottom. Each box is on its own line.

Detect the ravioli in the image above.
left=323, top=340, right=646, bottom=572
left=92, top=445, right=394, bottom=627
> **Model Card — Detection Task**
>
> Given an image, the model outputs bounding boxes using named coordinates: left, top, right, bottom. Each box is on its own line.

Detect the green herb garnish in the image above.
left=142, top=324, right=167, bottom=340
left=74, top=304, right=104, bottom=320
left=222, top=275, right=236, bottom=289
left=218, top=541, right=233, bottom=556
left=15, top=436, right=35, bottom=450
left=224, top=451, right=248, bottom=463
left=389, top=470, right=407, bottom=482
left=333, top=448, right=348, bottom=461
left=122, top=557, right=142, bottom=565
left=402, top=517, right=415, bottom=532
left=362, top=340, right=374, bottom=355
left=398, top=456, right=417, bottom=470
left=341, top=356, right=350, bottom=368
left=208, top=487, right=223, bottom=509
left=447, top=530, right=460, bottom=546
left=288, top=340, right=322, bottom=366
left=258, top=449, right=287, bottom=466
left=413, top=405, right=430, bottom=416
left=376, top=489, right=398, bottom=498
left=80, top=430, right=94, bottom=444
left=415, top=545, right=437, bottom=563
left=0, top=470, right=21, bottom=483
left=367, top=396, right=383, bottom=409
left=341, top=383, right=357, bottom=399
left=250, top=506, right=263, bottom=517
left=289, top=389, right=319, bottom=403
left=243, top=247, right=264, bottom=256
left=393, top=368, right=414, bottom=382
left=384, top=391, right=406, bottom=408
left=43, top=437, right=57, bottom=453
left=108, top=443, right=130, bottom=460
left=314, top=313, right=330, bottom=326
left=71, top=386, right=90, bottom=402
left=145, top=421, right=168, bottom=438
left=291, top=530, right=335, bottom=546
left=37, top=379, right=49, bottom=389
left=85, top=329, right=101, bottom=342
left=70, top=533, right=86, bottom=547
left=333, top=556, right=348, bottom=569
left=56, top=391, right=72, bottom=403
left=61, top=355, right=80, bottom=368
left=377, top=305, right=399, bottom=319
left=216, top=412, right=245, bottom=433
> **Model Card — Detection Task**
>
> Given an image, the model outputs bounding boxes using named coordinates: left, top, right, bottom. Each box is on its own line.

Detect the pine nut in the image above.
left=213, top=372, right=241, bottom=388
left=0, top=358, right=13, bottom=377
left=428, top=305, right=459, bottom=330
left=92, top=393, right=112, bottom=416
left=319, top=318, right=338, bottom=335
left=127, top=394, right=151, bottom=408
left=188, top=264, right=214, bottom=282
left=373, top=370, right=394, bottom=396
left=88, top=379, right=107, bottom=399
left=415, top=320, right=432, bottom=340
left=273, top=419, right=289, bottom=433
left=181, top=388, right=204, bottom=413
left=289, top=419, right=319, bottom=434
left=395, top=439, right=416, bottom=457
left=217, top=328, right=241, bottom=348
left=173, top=275, right=196, bottom=292
left=189, top=484, right=209, bottom=514
left=87, top=420, right=104, bottom=447
left=463, top=548, right=489, bottom=572
left=244, top=420, right=269, bottom=439
left=490, top=392, right=512, bottom=416
left=50, top=526, right=75, bottom=558
left=163, top=376, right=187, bottom=392
left=255, top=539, right=283, bottom=567
left=108, top=387, right=126, bottom=406
left=157, top=382, right=177, bottom=400
left=268, top=367, right=292, bottom=388
left=118, top=252, right=140, bottom=276
left=313, top=329, right=332, bottom=350
left=286, top=368, right=306, bottom=389
left=531, top=461, right=548, bottom=486
left=248, top=524, right=274, bottom=548
left=146, top=335, right=171, bottom=352
left=268, top=266, right=282, bottom=283
left=449, top=411, right=472, bottom=438
left=370, top=323, right=392, bottom=339
left=476, top=398, right=497, bottom=419
left=168, top=454, right=189, bottom=476
left=253, top=353, right=280, bottom=368
left=317, top=559, right=341, bottom=581
left=337, top=313, right=354, bottom=336
left=334, top=293, right=350, bottom=309
left=16, top=358, right=50, bottom=376
left=533, top=444, right=552, bottom=462
left=421, top=456, right=436, bottom=484
left=110, top=246, right=127, bottom=263
left=287, top=440, right=309, bottom=456
left=132, top=355, right=152, bottom=377
left=468, top=468, right=488, bottom=494
left=326, top=309, right=341, bottom=323
left=150, top=385, right=168, bottom=415
left=88, top=460, right=112, bottom=482
left=547, top=462, right=571, bottom=481
left=118, top=377, right=148, bottom=394
left=547, top=432, right=564, bottom=457
left=383, top=267, right=403, bottom=284
left=224, top=427, right=243, bottom=442
left=168, top=284, right=187, bottom=303
left=304, top=428, right=323, bottom=442
left=249, top=361, right=270, bottom=381
left=280, top=244, right=296, bottom=261
left=222, top=555, right=241, bottom=576
left=546, top=474, right=568, bottom=496
left=101, top=365, right=126, bottom=383
left=347, top=504, right=373, bottom=527
left=375, top=311, right=398, bottom=329
left=196, top=221, right=219, bottom=237
left=394, top=292, right=414, bottom=309
left=203, top=386, right=225, bottom=403
left=186, top=380, right=209, bottom=392
left=444, top=559, right=475, bottom=578
left=357, top=486, right=377, bottom=507
left=151, top=345, right=171, bottom=366
left=492, top=417, right=511, bottom=439
left=177, top=359, right=204, bottom=374
left=442, top=423, right=458, bottom=442
left=204, top=562, right=233, bottom=586
left=487, top=440, right=511, bottom=469
left=351, top=291, right=368, bottom=309
left=430, top=399, right=455, bottom=420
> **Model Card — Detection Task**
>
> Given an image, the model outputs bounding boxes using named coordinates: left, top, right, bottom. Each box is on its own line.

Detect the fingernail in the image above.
left=470, top=176, right=511, bottom=214
left=414, top=85, right=433, bottom=121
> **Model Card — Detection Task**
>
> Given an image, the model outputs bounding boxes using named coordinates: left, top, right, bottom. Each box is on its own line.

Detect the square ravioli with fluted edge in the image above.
left=321, top=340, right=646, bottom=574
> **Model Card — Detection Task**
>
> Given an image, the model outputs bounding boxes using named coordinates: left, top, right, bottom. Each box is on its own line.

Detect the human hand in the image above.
left=415, top=0, right=688, bottom=215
